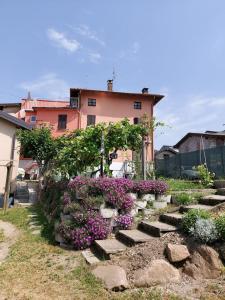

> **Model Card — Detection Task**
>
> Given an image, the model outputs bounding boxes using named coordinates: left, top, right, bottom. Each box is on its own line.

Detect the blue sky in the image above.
left=1, top=0, right=225, bottom=148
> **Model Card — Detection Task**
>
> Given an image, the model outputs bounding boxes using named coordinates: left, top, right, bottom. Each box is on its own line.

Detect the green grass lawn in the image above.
left=164, top=179, right=205, bottom=191
left=0, top=205, right=182, bottom=300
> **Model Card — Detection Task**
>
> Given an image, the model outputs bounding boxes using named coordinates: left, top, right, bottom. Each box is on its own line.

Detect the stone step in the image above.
left=94, top=239, right=127, bottom=259
left=15, top=194, right=29, bottom=200
left=82, top=249, right=100, bottom=265
left=216, top=188, right=225, bottom=196
left=117, top=229, right=154, bottom=246
left=180, top=204, right=213, bottom=213
left=139, top=221, right=177, bottom=237
left=15, top=202, right=33, bottom=207
left=199, top=194, right=225, bottom=206
left=160, top=212, right=183, bottom=226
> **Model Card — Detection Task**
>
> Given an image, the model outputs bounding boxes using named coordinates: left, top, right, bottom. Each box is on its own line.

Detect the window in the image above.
left=88, top=98, right=96, bottom=106
left=58, top=114, right=67, bottom=130
left=134, top=101, right=142, bottom=109
left=30, top=115, right=36, bottom=123
left=133, top=117, right=140, bottom=124
left=87, top=115, right=96, bottom=126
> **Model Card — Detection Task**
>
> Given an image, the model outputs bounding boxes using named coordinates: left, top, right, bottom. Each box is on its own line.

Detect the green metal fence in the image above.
left=155, top=145, right=225, bottom=178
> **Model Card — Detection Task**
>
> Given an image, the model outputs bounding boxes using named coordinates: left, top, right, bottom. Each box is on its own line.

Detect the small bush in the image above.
left=194, top=164, right=215, bottom=187
left=115, top=214, right=133, bottom=229
left=59, top=210, right=111, bottom=250
left=215, top=214, right=225, bottom=240
left=175, top=193, right=193, bottom=205
left=133, top=180, right=168, bottom=195
left=182, top=209, right=211, bottom=233
left=189, top=218, right=218, bottom=243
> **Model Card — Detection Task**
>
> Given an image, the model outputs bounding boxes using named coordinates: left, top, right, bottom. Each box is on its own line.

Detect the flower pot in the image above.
left=100, top=208, right=118, bottom=219
left=141, top=194, right=156, bottom=202
left=153, top=201, right=167, bottom=209
left=128, top=193, right=138, bottom=201
left=156, top=194, right=171, bottom=203
left=135, top=200, right=147, bottom=209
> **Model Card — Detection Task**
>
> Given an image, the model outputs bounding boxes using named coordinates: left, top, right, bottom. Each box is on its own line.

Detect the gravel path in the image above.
left=0, top=220, right=20, bottom=263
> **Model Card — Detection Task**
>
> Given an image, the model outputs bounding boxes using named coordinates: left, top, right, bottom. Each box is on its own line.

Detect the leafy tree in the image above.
left=17, top=126, right=57, bottom=175
left=55, top=118, right=147, bottom=176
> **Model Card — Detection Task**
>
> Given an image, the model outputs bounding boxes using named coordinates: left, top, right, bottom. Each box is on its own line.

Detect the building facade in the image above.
left=174, top=131, right=225, bottom=153
left=15, top=81, right=164, bottom=175
left=0, top=111, right=31, bottom=205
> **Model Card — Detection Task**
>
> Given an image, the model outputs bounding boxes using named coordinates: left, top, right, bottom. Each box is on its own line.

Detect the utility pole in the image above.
left=100, top=131, right=105, bottom=177
left=3, top=161, right=13, bottom=213
left=141, top=136, right=147, bottom=180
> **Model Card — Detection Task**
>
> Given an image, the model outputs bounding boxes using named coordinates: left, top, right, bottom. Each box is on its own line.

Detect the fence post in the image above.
left=221, top=146, right=225, bottom=177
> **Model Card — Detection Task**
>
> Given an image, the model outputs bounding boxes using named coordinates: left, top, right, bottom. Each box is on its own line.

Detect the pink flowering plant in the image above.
left=116, top=214, right=133, bottom=229
left=133, top=180, right=168, bottom=195
left=58, top=209, right=110, bottom=250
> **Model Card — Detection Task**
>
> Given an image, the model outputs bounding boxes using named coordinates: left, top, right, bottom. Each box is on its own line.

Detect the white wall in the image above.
left=0, top=119, right=20, bottom=195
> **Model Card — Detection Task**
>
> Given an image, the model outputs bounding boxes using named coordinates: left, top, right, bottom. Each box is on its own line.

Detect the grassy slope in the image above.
left=0, top=205, right=179, bottom=300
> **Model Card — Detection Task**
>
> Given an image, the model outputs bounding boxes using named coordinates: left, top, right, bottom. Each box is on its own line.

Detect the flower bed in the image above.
left=52, top=177, right=168, bottom=250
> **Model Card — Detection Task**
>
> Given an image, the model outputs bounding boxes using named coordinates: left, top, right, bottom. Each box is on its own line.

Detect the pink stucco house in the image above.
left=16, top=81, right=164, bottom=175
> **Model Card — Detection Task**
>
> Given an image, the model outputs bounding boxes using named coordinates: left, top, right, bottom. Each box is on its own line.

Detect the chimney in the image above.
left=142, top=87, right=149, bottom=94
left=107, top=79, right=113, bottom=91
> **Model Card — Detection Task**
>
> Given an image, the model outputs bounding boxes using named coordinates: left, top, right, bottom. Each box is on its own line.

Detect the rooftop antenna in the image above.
left=27, top=91, right=32, bottom=100
left=112, top=66, right=116, bottom=81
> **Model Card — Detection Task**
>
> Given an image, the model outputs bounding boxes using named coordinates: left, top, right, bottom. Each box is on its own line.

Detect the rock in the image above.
left=134, top=259, right=181, bottom=287
left=60, top=213, right=72, bottom=222
left=55, top=232, right=65, bottom=243
left=153, top=201, right=167, bottom=209
left=219, top=243, right=225, bottom=261
left=156, top=194, right=171, bottom=203
left=128, top=193, right=138, bottom=201
left=141, top=194, right=155, bottom=202
left=143, top=208, right=154, bottom=216
left=100, top=208, right=118, bottom=219
left=135, top=200, right=147, bottom=209
left=166, top=243, right=190, bottom=263
left=130, top=208, right=139, bottom=217
left=92, top=265, right=129, bottom=291
left=183, top=245, right=223, bottom=279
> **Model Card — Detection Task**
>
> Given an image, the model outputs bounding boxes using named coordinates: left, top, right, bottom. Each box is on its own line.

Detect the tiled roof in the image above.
left=0, top=111, right=31, bottom=130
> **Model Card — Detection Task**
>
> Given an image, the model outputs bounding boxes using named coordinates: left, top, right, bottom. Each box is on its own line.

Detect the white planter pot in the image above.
left=153, top=201, right=167, bottom=209
left=141, top=194, right=156, bottom=202
left=135, top=200, right=147, bottom=209
left=156, top=194, right=171, bottom=203
left=130, top=208, right=139, bottom=217
left=128, top=193, right=138, bottom=201
left=100, top=208, right=118, bottom=219
left=143, top=208, right=154, bottom=216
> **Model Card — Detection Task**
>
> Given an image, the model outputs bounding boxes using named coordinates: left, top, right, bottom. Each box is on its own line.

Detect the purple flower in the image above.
left=116, top=214, right=133, bottom=229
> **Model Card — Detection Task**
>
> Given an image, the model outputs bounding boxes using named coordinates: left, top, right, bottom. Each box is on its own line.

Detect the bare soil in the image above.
left=0, top=220, right=20, bottom=263
left=101, top=232, right=225, bottom=300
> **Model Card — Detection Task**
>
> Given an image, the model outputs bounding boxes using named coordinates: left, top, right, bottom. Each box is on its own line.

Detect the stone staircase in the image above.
left=82, top=191, right=225, bottom=265
left=14, top=182, right=29, bottom=203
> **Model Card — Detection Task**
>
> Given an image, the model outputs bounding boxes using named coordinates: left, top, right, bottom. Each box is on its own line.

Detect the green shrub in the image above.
left=194, top=164, right=215, bottom=187
left=182, top=209, right=211, bottom=233
left=189, top=218, right=218, bottom=243
left=175, top=193, right=193, bottom=205
left=215, top=214, right=225, bottom=240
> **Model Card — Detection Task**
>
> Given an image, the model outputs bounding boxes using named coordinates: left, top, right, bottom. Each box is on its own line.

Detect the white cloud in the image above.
left=47, top=28, right=80, bottom=53
left=119, top=41, right=140, bottom=60
left=19, top=73, right=69, bottom=99
left=88, top=52, right=101, bottom=63
left=131, top=42, right=140, bottom=54
left=72, top=24, right=105, bottom=46
left=154, top=91, right=225, bottom=149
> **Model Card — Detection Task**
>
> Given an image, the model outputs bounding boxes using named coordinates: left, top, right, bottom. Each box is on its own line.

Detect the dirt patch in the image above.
left=100, top=232, right=225, bottom=300
left=0, top=220, right=20, bottom=263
